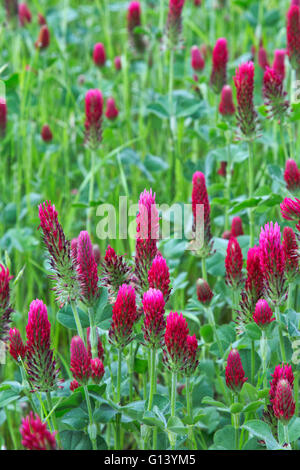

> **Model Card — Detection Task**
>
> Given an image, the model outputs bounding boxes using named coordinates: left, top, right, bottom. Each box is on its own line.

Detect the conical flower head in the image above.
left=196, top=278, right=213, bottom=304
left=35, top=25, right=50, bottom=49
left=70, top=336, right=91, bottom=384
left=280, top=197, right=300, bottom=232
left=84, top=89, right=103, bottom=148
left=253, top=299, right=275, bottom=327
left=263, top=67, right=289, bottom=120
left=273, top=49, right=286, bottom=79
left=101, top=245, right=134, bottom=302
left=9, top=328, right=26, bottom=362
left=0, top=264, right=13, bottom=343
left=233, top=61, right=257, bottom=137
left=166, top=0, right=185, bottom=48
left=41, top=124, right=53, bottom=142
left=148, top=254, right=171, bottom=303
left=19, top=3, right=31, bottom=26
left=184, top=334, right=199, bottom=376
left=231, top=216, right=244, bottom=237
left=0, top=98, right=7, bottom=137
left=77, top=231, right=99, bottom=306
left=25, top=300, right=60, bottom=392
left=287, top=4, right=300, bottom=71
left=284, top=159, right=300, bottom=191
left=142, top=288, right=166, bottom=347
left=191, top=171, right=213, bottom=256
left=93, top=43, right=106, bottom=67
left=219, top=85, right=235, bottom=116
left=225, top=237, right=243, bottom=288
left=273, top=379, right=295, bottom=423
left=127, top=2, right=146, bottom=53
left=20, top=412, right=57, bottom=450
left=90, top=357, right=105, bottom=384
left=191, top=46, right=205, bottom=71
left=225, top=349, right=247, bottom=392
left=258, top=45, right=269, bottom=70
left=210, top=38, right=228, bottom=94
left=269, top=363, right=294, bottom=403
left=105, top=97, right=119, bottom=120
left=109, top=284, right=137, bottom=348
left=163, top=312, right=189, bottom=372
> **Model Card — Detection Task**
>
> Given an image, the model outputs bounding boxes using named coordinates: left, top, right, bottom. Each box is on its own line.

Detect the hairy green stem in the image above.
left=70, top=301, right=84, bottom=342
left=115, top=348, right=122, bottom=450
left=275, top=305, right=286, bottom=363
left=83, top=385, right=97, bottom=450
left=248, top=141, right=255, bottom=247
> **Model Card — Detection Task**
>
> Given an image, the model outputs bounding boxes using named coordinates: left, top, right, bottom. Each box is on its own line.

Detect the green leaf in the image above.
left=57, top=305, right=89, bottom=330
left=200, top=324, right=214, bottom=343
left=134, top=357, right=148, bottom=374
left=167, top=416, right=186, bottom=434
left=0, top=390, right=20, bottom=408
left=60, top=430, right=93, bottom=450
left=55, top=392, right=83, bottom=417
left=61, top=408, right=89, bottom=430
left=93, top=403, right=117, bottom=423
left=144, top=154, right=169, bottom=172
left=213, top=425, right=236, bottom=450
left=288, top=417, right=300, bottom=442
left=230, top=402, right=243, bottom=414
left=242, top=420, right=282, bottom=450
left=244, top=323, right=262, bottom=340
left=242, top=401, right=263, bottom=413
left=120, top=400, right=146, bottom=420
left=201, top=396, right=229, bottom=410
left=240, top=382, right=259, bottom=402
left=142, top=411, right=165, bottom=430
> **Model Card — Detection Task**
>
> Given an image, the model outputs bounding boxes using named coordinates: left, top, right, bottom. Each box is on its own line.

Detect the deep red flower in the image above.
left=9, top=328, right=26, bottom=362
left=70, top=336, right=91, bottom=384
left=282, top=226, right=299, bottom=280
left=263, top=66, right=289, bottom=119
left=210, top=38, right=228, bottom=94
left=284, top=159, right=300, bottom=191
left=191, top=46, right=205, bottom=71
left=77, top=231, right=99, bottom=305
left=127, top=1, right=146, bottom=52
left=101, top=245, right=133, bottom=301
left=280, top=197, right=300, bottom=232
left=194, top=0, right=201, bottom=5
left=93, top=43, right=106, bottom=67
left=0, top=98, right=7, bottom=137
left=41, top=124, right=53, bottom=142
left=166, top=0, right=185, bottom=47
left=196, top=278, right=213, bottom=304
left=258, top=45, right=269, bottom=70
left=233, top=61, right=257, bottom=137
left=192, top=171, right=212, bottom=254
left=148, top=254, right=171, bottom=303
left=0, top=264, right=13, bottom=343
left=38, top=13, right=47, bottom=25
left=253, top=299, right=275, bottom=327
left=231, top=216, right=244, bottom=237
left=114, top=56, right=122, bottom=71
left=225, top=349, right=247, bottom=392
left=90, top=357, right=105, bottom=384
left=287, top=4, right=300, bottom=71
left=109, top=284, right=137, bottom=348
left=35, top=25, right=50, bottom=49
left=84, top=89, right=103, bottom=148
left=105, top=97, right=119, bottom=120
left=269, top=363, right=294, bottom=403
left=219, top=85, right=235, bottom=116
left=70, top=379, right=79, bottom=392
left=273, top=49, right=286, bottom=79
left=20, top=412, right=56, bottom=450
left=222, top=230, right=231, bottom=240
left=163, top=312, right=189, bottom=372
left=18, top=3, right=31, bottom=26
left=218, top=161, right=227, bottom=177
left=142, top=288, right=166, bottom=347
left=185, top=334, right=199, bottom=376
left=273, top=379, right=295, bottom=423
left=225, top=237, right=243, bottom=288
left=245, top=245, right=264, bottom=304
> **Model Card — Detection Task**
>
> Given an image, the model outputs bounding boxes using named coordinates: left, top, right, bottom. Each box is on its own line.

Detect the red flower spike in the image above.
left=163, top=312, right=189, bottom=372
left=192, top=171, right=213, bottom=255
left=245, top=245, right=264, bottom=304
left=9, top=328, right=26, bottom=362
left=263, top=66, right=289, bottom=120
left=77, top=231, right=99, bottom=306
left=18, top=3, right=31, bottom=26
left=93, top=244, right=101, bottom=264
left=90, top=357, right=105, bottom=384
left=35, top=25, right=50, bottom=49
left=287, top=4, right=300, bottom=71
left=0, top=264, right=13, bottom=343
left=225, top=349, right=247, bottom=392
left=0, top=98, right=7, bottom=137
left=20, top=412, right=56, bottom=450
left=191, top=46, right=205, bottom=71
left=284, top=159, right=300, bottom=191
left=109, top=284, right=137, bottom=348
left=70, top=336, right=91, bottom=384
left=148, top=254, right=171, bottom=303
left=84, top=89, right=103, bottom=148
left=41, top=124, right=53, bottom=142
left=210, top=38, right=228, bottom=94
left=196, top=278, right=213, bottom=304
left=93, top=43, right=106, bottom=67
left=270, top=364, right=294, bottom=403
left=233, top=61, right=257, bottom=137
left=258, top=45, right=269, bottom=70
left=253, top=299, right=275, bottom=327
left=231, top=216, right=244, bottom=237
left=101, top=245, right=133, bottom=302
left=218, top=161, right=227, bottom=177
left=127, top=2, right=146, bottom=53
left=282, top=226, right=299, bottom=280
left=273, top=49, right=286, bottom=79
left=38, top=13, right=47, bottom=25
left=185, top=334, right=199, bottom=376
left=70, top=379, right=80, bottom=392
left=225, top=237, right=243, bottom=288
left=87, top=326, right=104, bottom=362
left=166, top=0, right=185, bottom=48
left=222, top=230, right=232, bottom=240
left=142, top=288, right=166, bottom=347
left=105, top=97, right=119, bottom=120
left=273, top=379, right=295, bottom=423
left=219, top=85, right=235, bottom=116
left=114, top=56, right=122, bottom=71
left=280, top=197, right=300, bottom=232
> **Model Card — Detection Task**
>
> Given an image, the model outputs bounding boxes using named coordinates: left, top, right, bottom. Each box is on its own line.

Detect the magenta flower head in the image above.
left=280, top=197, right=300, bottom=232
left=70, top=379, right=79, bottom=392
left=77, top=231, right=99, bottom=306
left=127, top=1, right=146, bottom=53
left=263, top=67, right=289, bottom=120
left=225, top=237, right=243, bottom=288
left=0, top=98, right=7, bottom=137
left=196, top=278, right=213, bottom=304
left=218, top=161, right=227, bottom=177
left=0, top=264, right=13, bottom=343
left=282, top=226, right=299, bottom=281
left=93, top=43, right=106, bottom=67
left=166, top=0, right=185, bottom=48
left=258, top=44, right=269, bottom=70
left=20, top=412, right=57, bottom=450
left=26, top=299, right=60, bottom=392
left=284, top=159, right=300, bottom=191
left=253, top=299, right=275, bottom=327
left=163, top=312, right=189, bottom=372
left=105, top=97, right=119, bottom=120
left=225, top=349, right=247, bottom=392
left=191, top=46, right=205, bottom=71
left=273, top=379, right=295, bottom=423
left=219, top=85, right=235, bottom=116
left=191, top=171, right=213, bottom=257
left=233, top=61, right=257, bottom=137
left=38, top=13, right=47, bottom=26
left=101, top=245, right=133, bottom=302
left=87, top=326, right=104, bottom=362
left=90, top=357, right=105, bottom=384
left=245, top=245, right=264, bottom=305
left=35, top=25, right=50, bottom=49
left=19, top=3, right=32, bottom=26
left=84, top=89, right=103, bottom=149
left=9, top=328, right=26, bottom=362
left=38, top=201, right=80, bottom=306
left=210, top=38, right=228, bottom=94
left=41, top=124, right=53, bottom=142
left=135, top=189, right=159, bottom=291
left=259, top=222, right=287, bottom=304
left=70, top=336, right=91, bottom=384
left=109, top=284, right=137, bottom=348
left=148, top=254, right=171, bottom=303
left=273, top=49, right=286, bottom=80
left=231, top=216, right=244, bottom=237
left=114, top=56, right=122, bottom=71
left=185, top=334, right=199, bottom=376
left=287, top=4, right=300, bottom=71
left=270, top=363, right=294, bottom=403
left=142, top=288, right=166, bottom=348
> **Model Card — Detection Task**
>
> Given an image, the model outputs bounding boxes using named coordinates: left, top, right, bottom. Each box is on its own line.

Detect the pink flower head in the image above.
left=225, top=349, right=247, bottom=392
left=84, top=89, right=103, bottom=148
left=219, top=85, right=235, bottom=116
left=41, top=124, right=53, bottom=142
left=0, top=98, right=7, bottom=137
left=101, top=245, right=133, bottom=302
left=210, top=38, right=228, bottom=94
left=218, top=161, right=227, bottom=177
left=273, top=379, right=295, bottom=423
left=270, top=363, right=294, bottom=403
left=105, top=97, right=119, bottom=120
left=0, top=264, right=13, bottom=342
left=71, top=238, right=78, bottom=261
left=222, top=230, right=231, bottom=240
left=90, top=357, right=105, bottom=384
left=77, top=231, right=99, bottom=305
left=259, top=222, right=287, bottom=303
left=70, top=336, right=91, bottom=384
left=273, top=49, right=286, bottom=79
left=87, top=326, right=104, bottom=362
left=93, top=43, right=106, bottom=67
left=163, top=312, right=189, bottom=372
left=233, top=61, right=257, bottom=137
left=26, top=299, right=60, bottom=392
left=109, top=284, right=137, bottom=348
left=38, top=13, right=47, bottom=26
left=196, top=278, right=213, bottom=304
left=280, top=197, right=300, bottom=232
left=225, top=237, right=243, bottom=288
left=142, top=288, right=166, bottom=347
left=282, top=226, right=299, bottom=280
left=287, top=4, right=300, bottom=71
left=192, top=171, right=213, bottom=255
left=127, top=2, right=146, bottom=53
left=258, top=44, right=269, bottom=70
left=20, top=412, right=56, bottom=450
left=284, top=159, right=300, bottom=191
left=9, top=328, right=26, bottom=362
left=245, top=245, right=264, bottom=304
left=253, top=299, right=275, bottom=327
left=114, top=56, right=122, bottom=71
left=18, top=3, right=31, bottom=26
left=70, top=379, right=80, bottom=392
left=166, top=0, right=185, bottom=47
left=185, top=334, right=199, bottom=376
left=148, top=254, right=171, bottom=303
left=231, top=216, right=244, bottom=237
left=93, top=244, right=101, bottom=264
left=263, top=66, right=289, bottom=120
left=191, top=46, right=205, bottom=71
left=135, top=189, right=159, bottom=291
left=35, top=25, right=50, bottom=49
